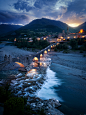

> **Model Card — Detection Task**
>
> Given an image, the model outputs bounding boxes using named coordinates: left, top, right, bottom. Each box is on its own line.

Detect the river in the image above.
left=37, top=62, right=86, bottom=115
left=0, top=42, right=86, bottom=114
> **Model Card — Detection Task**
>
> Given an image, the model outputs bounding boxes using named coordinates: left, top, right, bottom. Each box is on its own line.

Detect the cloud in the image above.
left=13, top=0, right=73, bottom=22
left=67, top=0, right=86, bottom=14
left=59, top=6, right=67, bottom=13
left=13, top=0, right=58, bottom=12
left=14, top=0, right=70, bottom=12
left=79, top=15, right=86, bottom=19
left=1, top=0, right=86, bottom=26
left=0, top=11, right=30, bottom=25
left=60, top=0, right=86, bottom=25
left=14, top=0, right=33, bottom=12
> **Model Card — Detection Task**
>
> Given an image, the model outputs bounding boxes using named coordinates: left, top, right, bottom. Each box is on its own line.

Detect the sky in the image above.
left=0, top=0, right=86, bottom=27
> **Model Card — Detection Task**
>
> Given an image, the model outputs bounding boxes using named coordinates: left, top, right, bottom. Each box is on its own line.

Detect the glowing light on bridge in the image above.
left=44, top=38, right=46, bottom=40
left=51, top=45, right=53, bottom=48
left=40, top=54, right=43, bottom=58
left=15, top=62, right=25, bottom=67
left=67, top=37, right=70, bottom=39
left=44, top=50, right=47, bottom=54
left=74, top=36, right=76, bottom=38
left=33, top=57, right=38, bottom=62
left=48, top=49, right=50, bottom=52
left=63, top=38, right=65, bottom=41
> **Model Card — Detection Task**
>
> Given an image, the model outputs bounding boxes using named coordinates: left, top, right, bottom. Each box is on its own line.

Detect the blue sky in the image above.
left=0, top=0, right=86, bottom=27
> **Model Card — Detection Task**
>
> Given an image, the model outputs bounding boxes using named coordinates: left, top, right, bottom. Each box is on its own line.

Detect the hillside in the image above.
left=28, top=18, right=68, bottom=29
left=75, top=22, right=86, bottom=32
left=0, top=18, right=85, bottom=38
left=18, top=18, right=76, bottom=33
left=0, top=24, right=22, bottom=35
left=18, top=18, right=64, bottom=33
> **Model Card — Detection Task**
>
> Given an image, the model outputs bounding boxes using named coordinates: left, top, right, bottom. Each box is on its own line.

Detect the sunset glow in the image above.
left=68, top=23, right=80, bottom=27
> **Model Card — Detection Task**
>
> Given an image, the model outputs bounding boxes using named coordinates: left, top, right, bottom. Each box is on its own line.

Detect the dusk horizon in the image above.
left=0, top=1, right=86, bottom=115
left=0, top=0, right=86, bottom=27
left=0, top=17, right=86, bottom=28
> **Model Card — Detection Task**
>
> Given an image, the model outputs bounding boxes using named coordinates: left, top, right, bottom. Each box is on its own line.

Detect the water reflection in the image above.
left=26, top=69, right=38, bottom=77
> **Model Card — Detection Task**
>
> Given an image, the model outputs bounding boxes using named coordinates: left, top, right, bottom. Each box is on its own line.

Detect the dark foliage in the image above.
left=4, top=97, right=24, bottom=115
left=15, top=37, right=50, bottom=50
left=54, top=43, right=68, bottom=51
left=69, top=39, right=78, bottom=50
left=0, top=84, right=11, bottom=103
left=0, top=24, right=22, bottom=35
left=0, top=85, right=46, bottom=115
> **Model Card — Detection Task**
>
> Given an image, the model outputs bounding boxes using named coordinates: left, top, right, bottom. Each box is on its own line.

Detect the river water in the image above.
left=0, top=46, right=86, bottom=115
left=37, top=62, right=86, bottom=115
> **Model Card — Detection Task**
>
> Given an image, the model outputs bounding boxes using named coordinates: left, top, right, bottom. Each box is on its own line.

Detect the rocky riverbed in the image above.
left=0, top=54, right=64, bottom=115
left=1, top=42, right=86, bottom=114
left=0, top=69, right=64, bottom=115
left=49, top=51, right=86, bottom=80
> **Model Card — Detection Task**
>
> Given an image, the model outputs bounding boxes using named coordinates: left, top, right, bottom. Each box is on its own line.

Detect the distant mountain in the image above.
left=75, top=22, right=86, bottom=32
left=29, top=18, right=67, bottom=29
left=0, top=24, right=22, bottom=35
left=18, top=18, right=78, bottom=33
left=18, top=18, right=64, bottom=33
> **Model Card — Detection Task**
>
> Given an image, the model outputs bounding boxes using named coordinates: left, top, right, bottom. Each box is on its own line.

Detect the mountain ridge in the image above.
left=75, top=22, right=86, bottom=31
left=18, top=18, right=78, bottom=33
left=0, top=24, right=22, bottom=35
left=0, top=18, right=86, bottom=36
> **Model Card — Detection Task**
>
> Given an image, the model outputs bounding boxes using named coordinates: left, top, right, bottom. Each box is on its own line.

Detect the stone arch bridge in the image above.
left=0, top=41, right=63, bottom=70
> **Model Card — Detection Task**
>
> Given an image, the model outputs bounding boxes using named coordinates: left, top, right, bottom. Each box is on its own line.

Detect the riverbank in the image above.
left=1, top=41, right=86, bottom=114
left=0, top=42, right=64, bottom=115
left=36, top=51, right=86, bottom=115
left=49, top=51, right=86, bottom=80
left=0, top=58, right=64, bottom=115
left=0, top=42, right=35, bottom=62
left=46, top=51, right=86, bottom=115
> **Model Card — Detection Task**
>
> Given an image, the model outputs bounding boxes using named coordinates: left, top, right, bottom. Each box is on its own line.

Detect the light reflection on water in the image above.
left=37, top=66, right=64, bottom=102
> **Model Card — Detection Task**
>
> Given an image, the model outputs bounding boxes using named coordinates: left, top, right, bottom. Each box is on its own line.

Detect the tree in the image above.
left=4, top=97, right=24, bottom=115
left=70, top=39, right=78, bottom=50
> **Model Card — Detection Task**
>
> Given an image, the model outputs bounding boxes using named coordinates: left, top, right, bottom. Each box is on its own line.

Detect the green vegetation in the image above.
left=0, top=83, right=11, bottom=103
left=80, top=42, right=86, bottom=51
left=15, top=37, right=50, bottom=50
left=54, top=43, right=68, bottom=52
left=69, top=39, right=78, bottom=50
left=54, top=38, right=86, bottom=52
left=4, top=97, right=24, bottom=115
left=25, top=105, right=46, bottom=115
left=0, top=84, right=46, bottom=115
